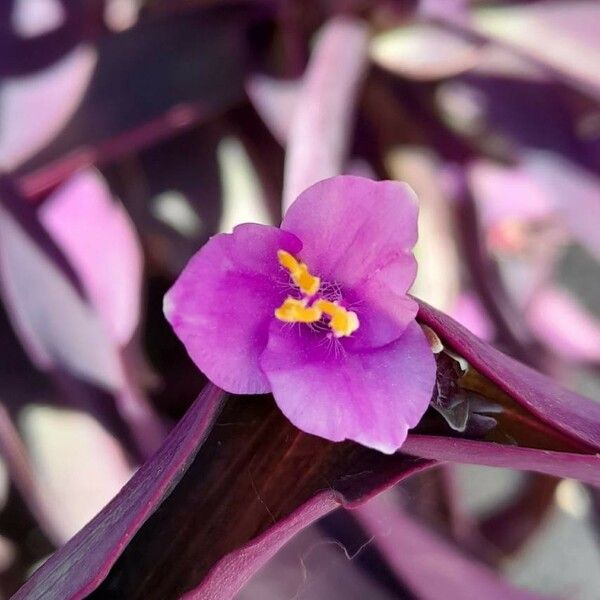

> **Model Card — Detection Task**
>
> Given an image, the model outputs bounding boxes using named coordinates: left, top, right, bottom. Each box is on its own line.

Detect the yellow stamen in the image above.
left=275, top=297, right=322, bottom=323
left=315, top=299, right=360, bottom=338
left=277, top=250, right=320, bottom=296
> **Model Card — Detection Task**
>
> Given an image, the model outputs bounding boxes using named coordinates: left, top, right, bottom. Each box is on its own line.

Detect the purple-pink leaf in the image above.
left=526, top=286, right=600, bottom=364
left=39, top=169, right=143, bottom=346
left=468, top=160, right=554, bottom=229
left=246, top=74, right=300, bottom=145
left=403, top=436, right=600, bottom=488
left=0, top=45, right=96, bottom=171
left=0, top=202, right=122, bottom=389
left=524, top=152, right=600, bottom=261
left=20, top=403, right=134, bottom=544
left=450, top=292, right=495, bottom=341
left=417, top=299, right=600, bottom=451
left=473, top=0, right=600, bottom=100
left=282, top=17, right=369, bottom=210
left=1, top=171, right=165, bottom=456
left=354, top=493, right=552, bottom=600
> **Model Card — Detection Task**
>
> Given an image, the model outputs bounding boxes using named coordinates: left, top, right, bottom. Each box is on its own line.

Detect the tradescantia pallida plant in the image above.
left=1, top=1, right=600, bottom=599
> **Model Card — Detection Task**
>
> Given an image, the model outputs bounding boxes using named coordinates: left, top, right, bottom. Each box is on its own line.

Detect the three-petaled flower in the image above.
left=164, top=176, right=436, bottom=453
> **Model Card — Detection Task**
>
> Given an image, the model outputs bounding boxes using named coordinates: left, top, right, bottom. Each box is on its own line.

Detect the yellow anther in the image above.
left=277, top=250, right=320, bottom=296
left=277, top=249, right=299, bottom=273
left=275, top=297, right=322, bottom=323
left=314, top=299, right=360, bottom=338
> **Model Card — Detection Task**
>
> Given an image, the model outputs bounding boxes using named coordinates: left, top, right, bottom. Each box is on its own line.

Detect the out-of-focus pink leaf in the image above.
left=524, top=152, right=600, bottom=261
left=0, top=45, right=96, bottom=171
left=468, top=160, right=554, bottom=229
left=246, top=75, right=300, bottom=145
left=11, top=0, right=66, bottom=38
left=39, top=169, right=142, bottom=346
left=0, top=204, right=122, bottom=389
left=526, top=286, right=600, bottom=364
left=0, top=402, right=64, bottom=545
left=354, top=493, right=551, bottom=600
left=282, top=16, right=369, bottom=210
left=450, top=292, right=495, bottom=341
left=417, top=299, right=600, bottom=450
left=473, top=1, right=600, bottom=100
left=12, top=384, right=225, bottom=600
left=371, top=23, right=483, bottom=80
left=20, top=404, right=133, bottom=543
left=387, top=148, right=460, bottom=311
left=0, top=177, right=165, bottom=457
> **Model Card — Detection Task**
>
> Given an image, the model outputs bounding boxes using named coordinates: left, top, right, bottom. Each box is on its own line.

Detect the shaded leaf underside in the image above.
left=14, top=304, right=600, bottom=599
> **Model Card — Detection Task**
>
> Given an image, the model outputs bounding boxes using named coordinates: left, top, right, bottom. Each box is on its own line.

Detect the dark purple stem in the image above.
left=16, top=103, right=212, bottom=202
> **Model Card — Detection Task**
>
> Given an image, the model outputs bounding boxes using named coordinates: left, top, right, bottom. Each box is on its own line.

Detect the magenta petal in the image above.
left=260, top=321, right=436, bottom=453
left=282, top=175, right=419, bottom=347
left=343, top=258, right=418, bottom=350
left=164, top=224, right=302, bottom=394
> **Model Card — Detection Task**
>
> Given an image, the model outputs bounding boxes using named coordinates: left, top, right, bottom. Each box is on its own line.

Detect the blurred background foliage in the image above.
left=0, top=0, right=599, bottom=597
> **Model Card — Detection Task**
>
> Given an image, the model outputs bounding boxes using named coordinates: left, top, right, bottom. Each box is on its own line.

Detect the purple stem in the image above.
left=16, top=103, right=212, bottom=202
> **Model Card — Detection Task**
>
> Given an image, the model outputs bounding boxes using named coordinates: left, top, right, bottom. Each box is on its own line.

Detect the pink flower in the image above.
left=164, top=176, right=436, bottom=453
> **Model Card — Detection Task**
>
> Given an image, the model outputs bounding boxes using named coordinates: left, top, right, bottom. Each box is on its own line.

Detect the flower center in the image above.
left=274, top=250, right=359, bottom=338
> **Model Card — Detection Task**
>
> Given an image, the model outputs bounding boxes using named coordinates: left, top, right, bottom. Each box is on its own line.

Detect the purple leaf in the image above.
left=417, top=299, right=600, bottom=450
left=354, top=493, right=552, bottom=600
left=39, top=169, right=143, bottom=346
left=473, top=1, right=600, bottom=100
left=371, top=23, right=483, bottom=81
left=12, top=384, right=225, bottom=600
left=13, top=307, right=600, bottom=598
left=0, top=201, right=122, bottom=388
left=0, top=45, right=96, bottom=172
left=283, top=17, right=369, bottom=210
left=16, top=388, right=433, bottom=599
left=403, top=436, right=600, bottom=487
left=1, top=171, right=166, bottom=456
